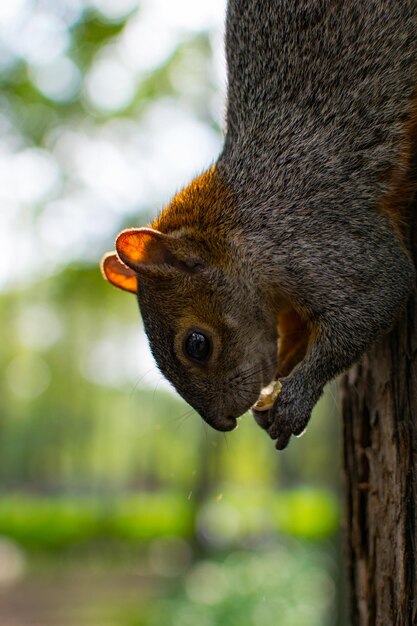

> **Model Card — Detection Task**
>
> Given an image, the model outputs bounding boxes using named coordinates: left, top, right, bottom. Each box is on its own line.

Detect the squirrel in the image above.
left=101, top=0, right=417, bottom=450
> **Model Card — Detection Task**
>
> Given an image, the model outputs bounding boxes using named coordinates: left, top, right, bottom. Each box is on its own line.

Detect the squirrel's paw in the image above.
left=252, top=377, right=315, bottom=450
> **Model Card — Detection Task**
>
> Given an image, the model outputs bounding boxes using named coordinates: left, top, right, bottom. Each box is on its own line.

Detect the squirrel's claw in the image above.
left=253, top=376, right=315, bottom=450
left=275, top=430, right=292, bottom=450
left=271, top=415, right=308, bottom=449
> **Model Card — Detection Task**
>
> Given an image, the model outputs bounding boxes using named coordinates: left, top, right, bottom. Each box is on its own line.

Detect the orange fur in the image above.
left=153, top=166, right=235, bottom=235
left=277, top=309, right=310, bottom=377
left=378, top=92, right=417, bottom=240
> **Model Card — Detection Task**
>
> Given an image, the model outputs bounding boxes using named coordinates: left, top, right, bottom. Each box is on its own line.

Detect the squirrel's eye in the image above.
left=183, top=331, right=212, bottom=363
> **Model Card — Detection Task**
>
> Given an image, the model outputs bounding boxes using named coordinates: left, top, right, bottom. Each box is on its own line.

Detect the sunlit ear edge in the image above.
left=100, top=252, right=138, bottom=294
left=115, top=227, right=206, bottom=274
left=115, top=227, right=163, bottom=270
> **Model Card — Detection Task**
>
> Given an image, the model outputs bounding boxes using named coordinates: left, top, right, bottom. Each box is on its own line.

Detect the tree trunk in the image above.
left=342, top=199, right=417, bottom=625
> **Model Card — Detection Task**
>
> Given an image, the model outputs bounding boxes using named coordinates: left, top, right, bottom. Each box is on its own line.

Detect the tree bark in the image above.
left=342, top=200, right=417, bottom=625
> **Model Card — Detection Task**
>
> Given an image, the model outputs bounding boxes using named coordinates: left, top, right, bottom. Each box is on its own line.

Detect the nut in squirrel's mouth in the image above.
left=252, top=380, right=282, bottom=412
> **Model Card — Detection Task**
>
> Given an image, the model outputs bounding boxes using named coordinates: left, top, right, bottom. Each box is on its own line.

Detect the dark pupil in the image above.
left=185, top=332, right=210, bottom=361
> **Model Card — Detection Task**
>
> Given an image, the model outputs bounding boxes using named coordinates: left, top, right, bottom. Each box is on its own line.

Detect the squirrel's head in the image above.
left=101, top=227, right=278, bottom=432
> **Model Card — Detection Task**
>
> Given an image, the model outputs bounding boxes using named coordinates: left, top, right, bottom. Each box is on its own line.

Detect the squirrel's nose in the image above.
left=202, top=413, right=237, bottom=432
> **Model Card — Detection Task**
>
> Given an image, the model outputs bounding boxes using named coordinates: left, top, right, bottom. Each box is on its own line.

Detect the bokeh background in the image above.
left=0, top=1, right=346, bottom=624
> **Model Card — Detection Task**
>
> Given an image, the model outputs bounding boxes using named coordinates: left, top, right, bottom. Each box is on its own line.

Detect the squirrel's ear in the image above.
left=100, top=252, right=138, bottom=293
left=116, top=228, right=204, bottom=274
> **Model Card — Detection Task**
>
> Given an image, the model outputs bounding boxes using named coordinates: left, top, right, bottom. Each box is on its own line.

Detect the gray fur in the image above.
left=138, top=0, right=417, bottom=449
left=216, top=0, right=417, bottom=448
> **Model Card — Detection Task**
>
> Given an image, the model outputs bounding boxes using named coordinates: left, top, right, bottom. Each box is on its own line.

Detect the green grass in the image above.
left=0, top=487, right=339, bottom=550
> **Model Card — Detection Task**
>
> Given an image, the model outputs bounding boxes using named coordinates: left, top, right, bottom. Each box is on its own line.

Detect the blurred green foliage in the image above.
left=0, top=493, right=193, bottom=549
left=0, top=1, right=345, bottom=624
left=0, top=488, right=339, bottom=550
